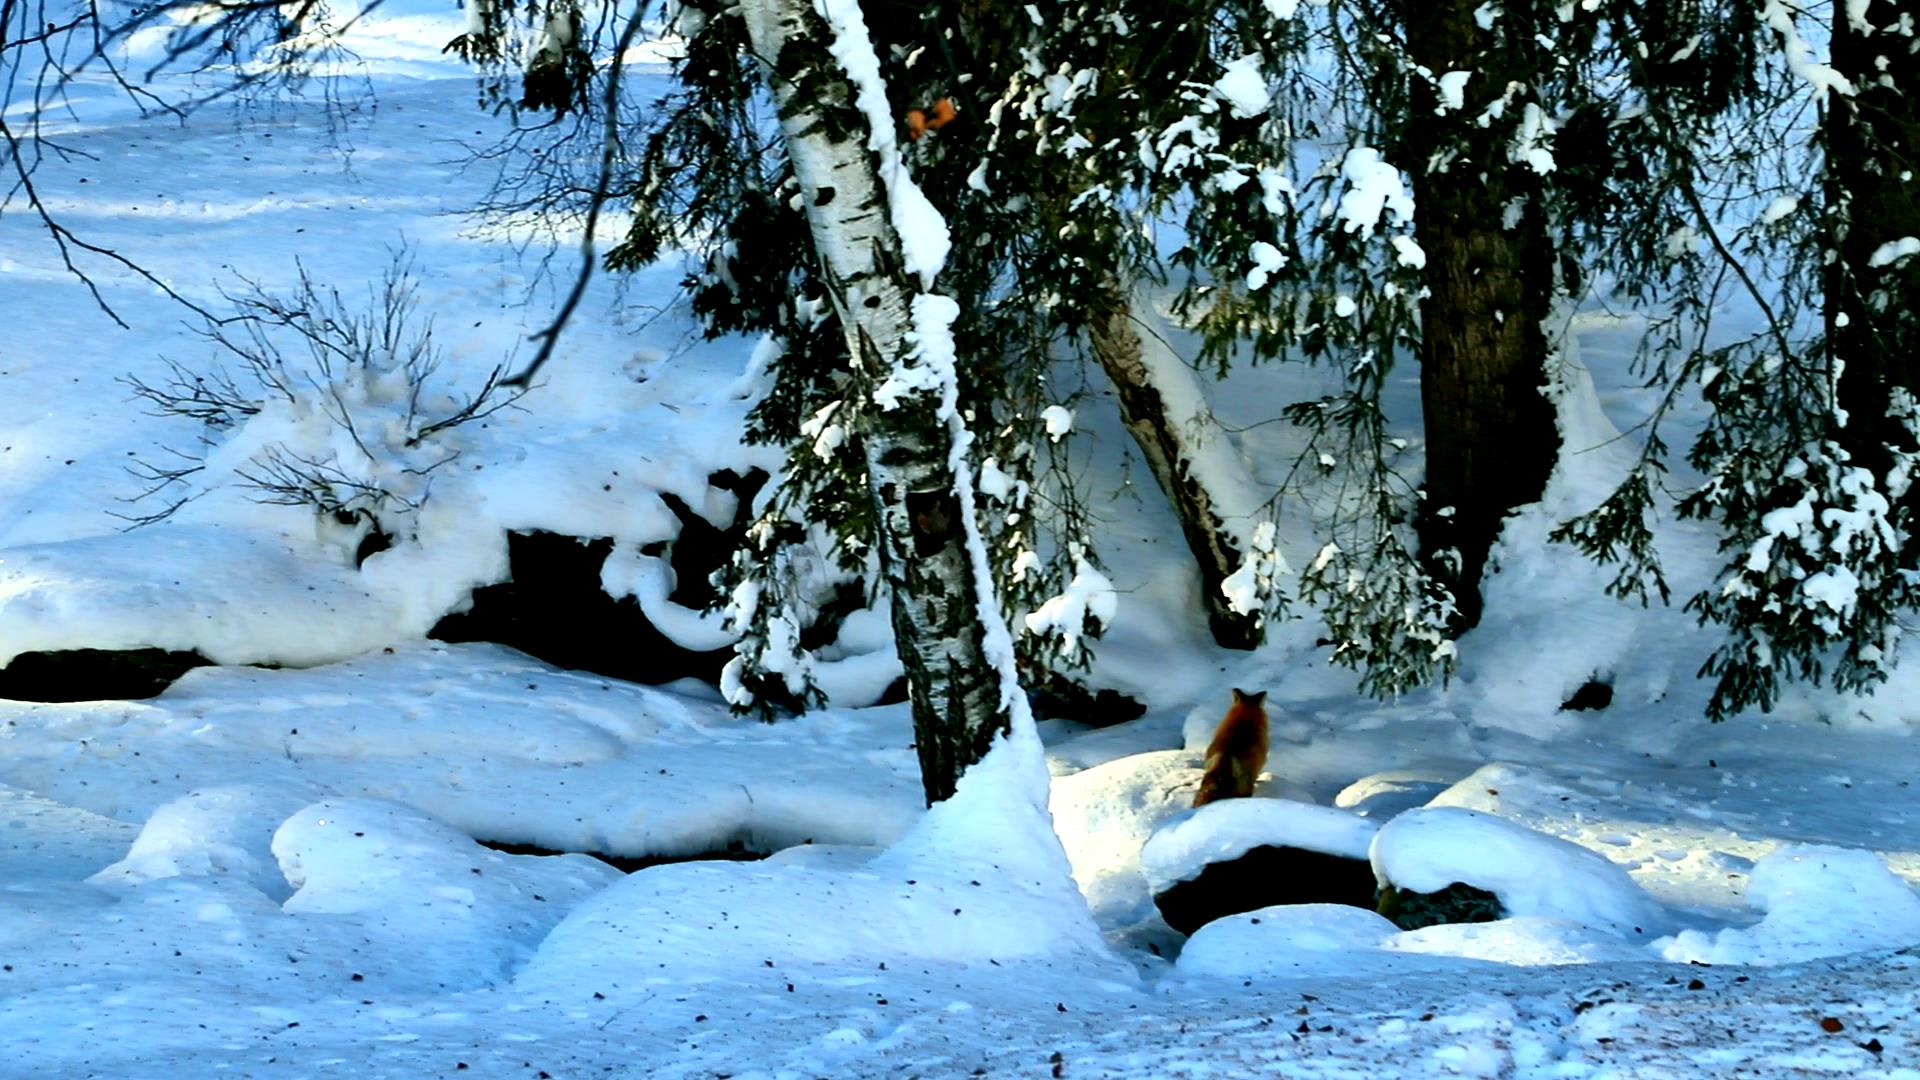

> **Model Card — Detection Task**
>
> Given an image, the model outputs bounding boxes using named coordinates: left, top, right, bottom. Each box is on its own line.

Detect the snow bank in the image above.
left=275, top=798, right=623, bottom=989
left=0, top=527, right=418, bottom=669
left=1141, top=798, right=1377, bottom=894
left=1657, top=844, right=1920, bottom=965
left=1371, top=807, right=1666, bottom=938
left=520, top=727, right=1122, bottom=997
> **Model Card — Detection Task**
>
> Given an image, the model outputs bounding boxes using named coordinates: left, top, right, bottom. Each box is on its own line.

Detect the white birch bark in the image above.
left=738, top=0, right=1011, bottom=804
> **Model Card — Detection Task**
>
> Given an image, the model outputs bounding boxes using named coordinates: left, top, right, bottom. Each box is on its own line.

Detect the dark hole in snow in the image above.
left=0, top=647, right=211, bottom=703
left=1375, top=882, right=1504, bottom=931
left=474, top=836, right=768, bottom=875
left=1153, top=845, right=1379, bottom=936
left=1560, top=678, right=1614, bottom=712
left=1025, top=671, right=1145, bottom=727
left=429, top=468, right=765, bottom=689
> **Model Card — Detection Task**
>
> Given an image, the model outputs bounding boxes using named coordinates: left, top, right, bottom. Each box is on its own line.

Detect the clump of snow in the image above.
left=1335, top=147, right=1415, bottom=238
left=1657, top=844, right=1920, bottom=965
left=1022, top=558, right=1117, bottom=659
left=91, top=784, right=321, bottom=901
left=1391, top=234, right=1427, bottom=269
left=275, top=797, right=622, bottom=989
left=1868, top=237, right=1920, bottom=268
left=1041, top=404, right=1075, bottom=441
left=1142, top=799, right=1378, bottom=894
left=1212, top=54, right=1271, bottom=119
left=1246, top=241, right=1287, bottom=290
left=1371, top=807, right=1666, bottom=938
left=1759, top=195, right=1800, bottom=225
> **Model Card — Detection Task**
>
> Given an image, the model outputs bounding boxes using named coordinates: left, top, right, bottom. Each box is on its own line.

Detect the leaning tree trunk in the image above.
left=739, top=0, right=1010, bottom=804
left=1088, top=282, right=1262, bottom=649
left=1402, top=0, right=1562, bottom=630
left=1829, top=0, right=1920, bottom=507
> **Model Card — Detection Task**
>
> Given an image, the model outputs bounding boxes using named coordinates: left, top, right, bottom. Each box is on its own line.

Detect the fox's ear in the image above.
left=1230, top=687, right=1246, bottom=703
left=1248, top=690, right=1268, bottom=706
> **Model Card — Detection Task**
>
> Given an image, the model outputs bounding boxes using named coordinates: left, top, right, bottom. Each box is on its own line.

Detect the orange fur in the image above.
left=1193, top=688, right=1268, bottom=807
left=905, top=98, right=957, bottom=140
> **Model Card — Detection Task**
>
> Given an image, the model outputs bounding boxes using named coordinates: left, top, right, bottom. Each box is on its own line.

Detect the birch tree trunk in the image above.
left=739, top=0, right=1011, bottom=804
left=1088, top=282, right=1262, bottom=649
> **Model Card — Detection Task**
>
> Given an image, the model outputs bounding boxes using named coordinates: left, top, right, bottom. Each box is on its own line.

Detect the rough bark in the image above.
left=739, top=0, right=1010, bottom=804
left=1088, top=283, right=1261, bottom=649
left=1402, top=0, right=1562, bottom=629
left=1829, top=0, right=1920, bottom=507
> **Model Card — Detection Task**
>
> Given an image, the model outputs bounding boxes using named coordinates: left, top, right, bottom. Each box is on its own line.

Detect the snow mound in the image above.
left=1371, top=807, right=1666, bottom=938
left=520, top=728, right=1122, bottom=997
left=0, top=527, right=418, bottom=668
left=91, top=784, right=322, bottom=900
left=0, top=782, right=137, bottom=882
left=1657, top=844, right=1920, bottom=965
left=1142, top=799, right=1377, bottom=893
left=1388, top=916, right=1654, bottom=967
left=1048, top=749, right=1201, bottom=924
left=273, top=798, right=623, bottom=989
left=1175, top=903, right=1470, bottom=980
left=1333, top=770, right=1455, bottom=819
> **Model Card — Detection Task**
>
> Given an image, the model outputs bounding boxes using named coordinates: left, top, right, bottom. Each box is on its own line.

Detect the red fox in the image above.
left=1193, top=688, right=1268, bottom=807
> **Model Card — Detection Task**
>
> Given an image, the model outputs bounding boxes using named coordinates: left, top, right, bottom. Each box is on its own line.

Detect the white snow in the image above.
left=1141, top=798, right=1377, bottom=893
left=1658, top=845, right=1920, bottom=965
left=1335, top=147, right=1416, bottom=238
left=1371, top=807, right=1668, bottom=938
left=2, top=5, right=1920, bottom=1075
left=1040, top=403, right=1075, bottom=441
left=0, top=528, right=432, bottom=668
left=1246, top=240, right=1287, bottom=290
left=1212, top=54, right=1272, bottom=119
left=1868, top=236, right=1920, bottom=268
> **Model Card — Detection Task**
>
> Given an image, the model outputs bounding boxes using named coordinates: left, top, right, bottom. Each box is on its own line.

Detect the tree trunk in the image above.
left=1088, top=282, right=1262, bottom=648
left=739, top=0, right=1010, bottom=804
left=1829, top=0, right=1920, bottom=505
left=1402, top=0, right=1561, bottom=629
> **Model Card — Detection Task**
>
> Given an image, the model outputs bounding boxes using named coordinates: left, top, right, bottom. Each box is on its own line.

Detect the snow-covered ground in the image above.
left=3, top=5, right=1920, bottom=1076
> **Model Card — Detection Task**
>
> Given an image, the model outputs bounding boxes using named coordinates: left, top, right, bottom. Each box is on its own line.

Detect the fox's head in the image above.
left=1230, top=687, right=1268, bottom=707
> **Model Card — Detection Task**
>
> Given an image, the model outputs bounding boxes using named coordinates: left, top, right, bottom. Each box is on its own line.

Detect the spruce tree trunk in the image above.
left=1087, top=283, right=1262, bottom=648
left=739, top=0, right=1010, bottom=804
left=1402, top=0, right=1561, bottom=629
left=1829, top=0, right=1920, bottom=504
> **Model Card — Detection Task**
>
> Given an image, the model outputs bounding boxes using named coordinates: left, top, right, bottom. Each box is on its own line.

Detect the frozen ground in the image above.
left=3, top=4, right=1920, bottom=1076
